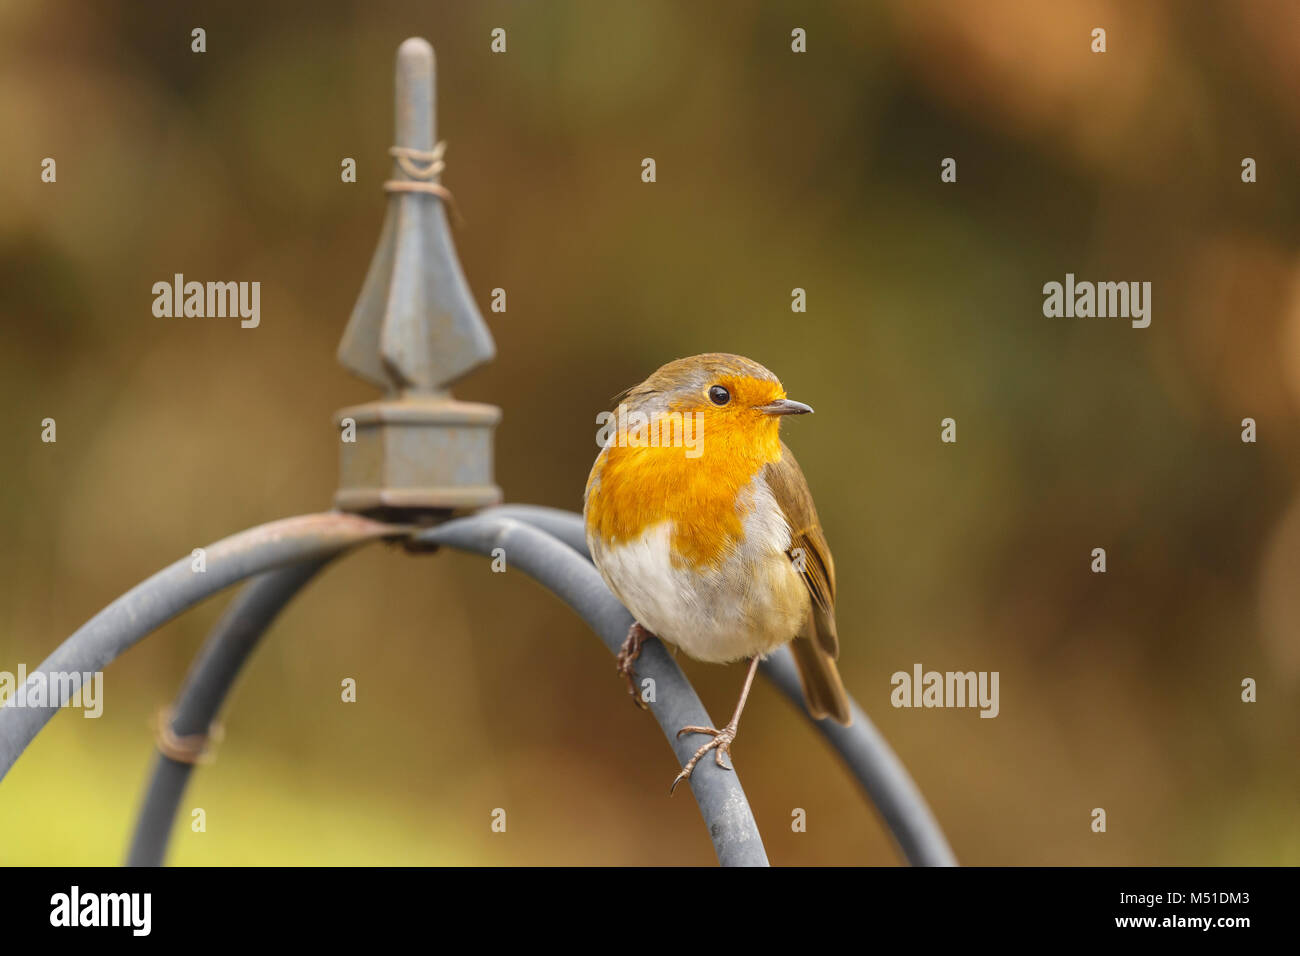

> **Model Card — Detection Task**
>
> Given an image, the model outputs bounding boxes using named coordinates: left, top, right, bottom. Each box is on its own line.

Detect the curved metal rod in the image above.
left=126, top=558, right=333, bottom=866
left=0, top=513, right=399, bottom=782
left=478, top=504, right=593, bottom=554
left=415, top=513, right=770, bottom=867
left=479, top=504, right=958, bottom=866
left=759, top=649, right=957, bottom=866
left=482, top=504, right=593, bottom=554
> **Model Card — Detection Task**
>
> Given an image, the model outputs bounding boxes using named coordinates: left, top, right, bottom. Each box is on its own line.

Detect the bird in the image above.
left=583, top=353, right=851, bottom=793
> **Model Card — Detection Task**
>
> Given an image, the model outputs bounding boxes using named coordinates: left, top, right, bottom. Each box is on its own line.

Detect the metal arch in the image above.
left=0, top=513, right=400, bottom=782
left=108, top=505, right=950, bottom=867
left=126, top=559, right=333, bottom=867
left=414, top=513, right=771, bottom=866
left=479, top=504, right=594, bottom=554
left=477, top=504, right=958, bottom=867
left=124, top=506, right=768, bottom=867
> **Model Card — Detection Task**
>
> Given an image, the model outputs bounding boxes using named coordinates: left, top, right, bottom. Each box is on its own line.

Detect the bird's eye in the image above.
left=708, top=385, right=730, bottom=406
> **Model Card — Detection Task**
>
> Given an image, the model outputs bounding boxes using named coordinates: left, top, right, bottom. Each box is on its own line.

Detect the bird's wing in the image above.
left=763, top=442, right=838, bottom=659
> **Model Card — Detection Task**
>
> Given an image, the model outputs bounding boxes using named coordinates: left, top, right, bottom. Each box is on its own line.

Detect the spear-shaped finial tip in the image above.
left=395, top=38, right=435, bottom=150
left=337, top=35, right=495, bottom=395
left=334, top=38, right=502, bottom=518
left=398, top=36, right=433, bottom=60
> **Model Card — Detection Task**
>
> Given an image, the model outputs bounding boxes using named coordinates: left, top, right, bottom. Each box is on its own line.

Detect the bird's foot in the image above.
left=616, top=622, right=652, bottom=710
left=669, top=722, right=738, bottom=794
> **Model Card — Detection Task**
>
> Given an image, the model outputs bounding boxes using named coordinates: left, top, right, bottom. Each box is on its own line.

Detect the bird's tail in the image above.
left=789, top=635, right=852, bottom=725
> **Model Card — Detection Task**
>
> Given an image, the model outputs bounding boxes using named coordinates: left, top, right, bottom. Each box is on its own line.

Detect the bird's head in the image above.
left=614, top=352, right=811, bottom=460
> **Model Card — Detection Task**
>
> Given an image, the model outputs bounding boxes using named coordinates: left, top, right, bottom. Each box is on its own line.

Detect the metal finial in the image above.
left=334, top=38, right=501, bottom=518
left=338, top=37, right=495, bottom=393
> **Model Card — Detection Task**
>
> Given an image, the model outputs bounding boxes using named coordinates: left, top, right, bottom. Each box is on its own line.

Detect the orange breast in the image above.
left=586, top=414, right=783, bottom=569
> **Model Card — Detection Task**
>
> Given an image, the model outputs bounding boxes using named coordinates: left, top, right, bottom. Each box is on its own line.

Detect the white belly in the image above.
left=587, top=485, right=810, bottom=664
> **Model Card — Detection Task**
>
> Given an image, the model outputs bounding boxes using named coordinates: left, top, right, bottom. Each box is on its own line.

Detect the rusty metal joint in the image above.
left=153, top=707, right=224, bottom=765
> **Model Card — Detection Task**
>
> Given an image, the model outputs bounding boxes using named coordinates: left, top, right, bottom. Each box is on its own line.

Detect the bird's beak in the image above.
left=758, top=398, right=813, bottom=416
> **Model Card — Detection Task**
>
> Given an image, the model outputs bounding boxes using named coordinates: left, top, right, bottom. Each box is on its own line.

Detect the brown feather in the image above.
left=789, top=633, right=852, bottom=724
left=764, top=444, right=852, bottom=725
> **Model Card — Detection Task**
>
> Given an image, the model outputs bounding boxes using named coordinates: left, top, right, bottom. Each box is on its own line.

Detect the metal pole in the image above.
left=476, top=504, right=958, bottom=866
left=414, top=513, right=771, bottom=867
left=760, top=649, right=957, bottom=865
left=125, top=505, right=769, bottom=866
left=478, top=504, right=594, bottom=553
left=125, top=559, right=333, bottom=866
left=115, top=505, right=954, bottom=866
left=0, top=513, right=399, bottom=781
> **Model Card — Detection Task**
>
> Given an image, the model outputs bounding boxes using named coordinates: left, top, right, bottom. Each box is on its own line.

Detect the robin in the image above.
left=584, top=353, right=851, bottom=793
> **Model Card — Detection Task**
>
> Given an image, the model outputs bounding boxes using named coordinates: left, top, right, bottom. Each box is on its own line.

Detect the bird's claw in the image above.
left=616, top=623, right=650, bottom=711
left=669, top=724, right=737, bottom=794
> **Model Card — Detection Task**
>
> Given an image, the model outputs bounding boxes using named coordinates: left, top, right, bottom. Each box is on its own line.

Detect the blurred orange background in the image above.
left=1, top=0, right=1297, bottom=864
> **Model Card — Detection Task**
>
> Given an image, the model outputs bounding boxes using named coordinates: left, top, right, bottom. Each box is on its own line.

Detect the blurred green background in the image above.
left=2, top=0, right=1298, bottom=865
